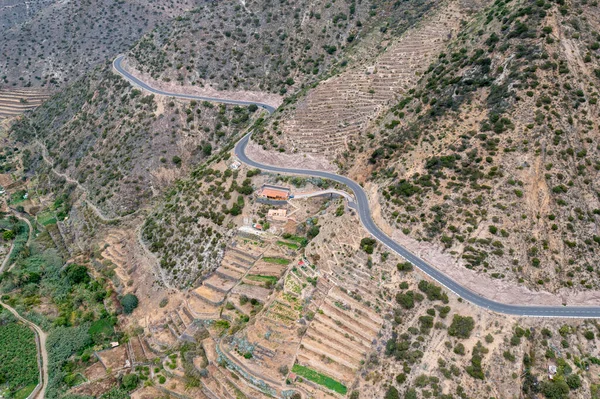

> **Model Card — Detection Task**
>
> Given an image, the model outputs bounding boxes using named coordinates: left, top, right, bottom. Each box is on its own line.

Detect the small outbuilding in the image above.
left=267, top=209, right=288, bottom=221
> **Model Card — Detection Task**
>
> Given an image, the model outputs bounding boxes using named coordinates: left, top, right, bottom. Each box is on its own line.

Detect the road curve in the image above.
left=235, top=134, right=600, bottom=318
left=113, top=55, right=276, bottom=114
left=111, top=55, right=600, bottom=318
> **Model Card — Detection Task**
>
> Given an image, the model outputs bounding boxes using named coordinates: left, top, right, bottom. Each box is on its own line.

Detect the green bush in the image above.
left=448, top=315, right=475, bottom=339
left=566, top=374, right=581, bottom=390
left=541, top=378, right=569, bottom=399
left=120, top=294, right=139, bottom=314
left=383, top=385, right=399, bottom=399
left=360, top=237, right=377, bottom=254
left=64, top=264, right=90, bottom=285
left=397, top=262, right=413, bottom=272
left=121, top=373, right=139, bottom=391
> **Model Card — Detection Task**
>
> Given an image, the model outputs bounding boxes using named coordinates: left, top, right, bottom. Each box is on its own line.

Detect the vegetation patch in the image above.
left=246, top=274, right=278, bottom=284
left=292, top=364, right=347, bottom=395
left=277, top=241, right=300, bottom=250
left=262, top=257, right=290, bottom=265
left=0, top=308, right=39, bottom=397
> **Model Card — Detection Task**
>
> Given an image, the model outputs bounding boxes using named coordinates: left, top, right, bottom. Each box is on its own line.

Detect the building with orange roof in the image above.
left=257, top=185, right=290, bottom=200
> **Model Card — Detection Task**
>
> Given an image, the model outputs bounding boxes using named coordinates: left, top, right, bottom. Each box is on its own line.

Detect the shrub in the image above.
left=396, top=291, right=415, bottom=309
left=418, top=280, right=448, bottom=303
left=395, top=373, right=406, bottom=384
left=2, top=230, right=15, bottom=240
left=307, top=225, right=320, bottom=239
left=405, top=389, right=417, bottom=399
left=383, top=385, right=399, bottom=399
left=397, top=262, right=413, bottom=272
left=453, top=343, right=465, bottom=355
left=448, top=315, right=475, bottom=339
left=541, top=378, right=569, bottom=398
left=121, top=373, right=139, bottom=391
left=566, top=374, right=581, bottom=390
left=360, top=237, right=377, bottom=254
left=120, top=294, right=139, bottom=314
left=466, top=342, right=487, bottom=380
left=65, top=264, right=90, bottom=285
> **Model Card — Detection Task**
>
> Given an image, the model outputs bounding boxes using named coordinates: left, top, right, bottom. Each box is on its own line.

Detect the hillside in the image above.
left=127, top=0, right=440, bottom=95
left=4, top=0, right=600, bottom=397
left=254, top=0, right=600, bottom=297
left=0, top=0, right=204, bottom=90
left=10, top=64, right=259, bottom=217
left=0, top=0, right=54, bottom=31
left=364, top=0, right=600, bottom=297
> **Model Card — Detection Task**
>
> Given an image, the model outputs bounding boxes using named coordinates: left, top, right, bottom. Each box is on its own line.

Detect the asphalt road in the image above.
left=112, top=55, right=600, bottom=318
left=235, top=134, right=600, bottom=318
left=113, top=55, right=276, bottom=113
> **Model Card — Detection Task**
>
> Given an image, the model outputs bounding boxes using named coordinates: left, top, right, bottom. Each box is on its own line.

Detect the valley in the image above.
left=3, top=0, right=600, bottom=398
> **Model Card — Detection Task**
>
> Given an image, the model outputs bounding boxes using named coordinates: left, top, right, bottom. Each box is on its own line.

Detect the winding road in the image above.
left=113, top=56, right=276, bottom=113
left=113, top=56, right=600, bottom=318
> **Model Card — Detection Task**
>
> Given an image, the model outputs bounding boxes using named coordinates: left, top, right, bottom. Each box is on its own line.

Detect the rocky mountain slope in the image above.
left=256, top=0, right=600, bottom=297
left=10, top=64, right=259, bottom=217
left=5, top=0, right=600, bottom=398
left=0, top=0, right=204, bottom=89
left=127, top=0, right=440, bottom=95
left=366, top=0, right=600, bottom=296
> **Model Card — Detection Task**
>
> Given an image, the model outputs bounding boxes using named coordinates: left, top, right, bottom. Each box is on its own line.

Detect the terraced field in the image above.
left=295, top=287, right=383, bottom=387
left=0, top=89, right=49, bottom=118
left=274, top=0, right=466, bottom=159
left=187, top=238, right=265, bottom=318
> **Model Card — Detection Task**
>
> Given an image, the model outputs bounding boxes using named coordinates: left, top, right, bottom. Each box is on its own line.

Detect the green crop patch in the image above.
left=89, top=318, right=115, bottom=344
left=246, top=275, right=279, bottom=284
left=0, top=310, right=39, bottom=397
left=262, top=257, right=290, bottom=265
left=292, top=364, right=347, bottom=395
left=277, top=241, right=300, bottom=250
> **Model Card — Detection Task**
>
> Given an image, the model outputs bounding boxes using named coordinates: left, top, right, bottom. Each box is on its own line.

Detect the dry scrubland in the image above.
left=253, top=0, right=474, bottom=159
left=9, top=67, right=260, bottom=218
left=365, top=0, right=600, bottom=297
left=0, top=0, right=204, bottom=89
left=4, top=0, right=600, bottom=397
left=255, top=0, right=600, bottom=297
left=128, top=0, right=416, bottom=95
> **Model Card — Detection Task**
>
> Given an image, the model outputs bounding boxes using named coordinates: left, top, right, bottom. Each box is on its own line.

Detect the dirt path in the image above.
left=0, top=208, right=32, bottom=273
left=0, top=240, right=15, bottom=273
left=12, top=209, right=33, bottom=246
left=34, top=140, right=141, bottom=224
left=0, top=300, right=48, bottom=399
